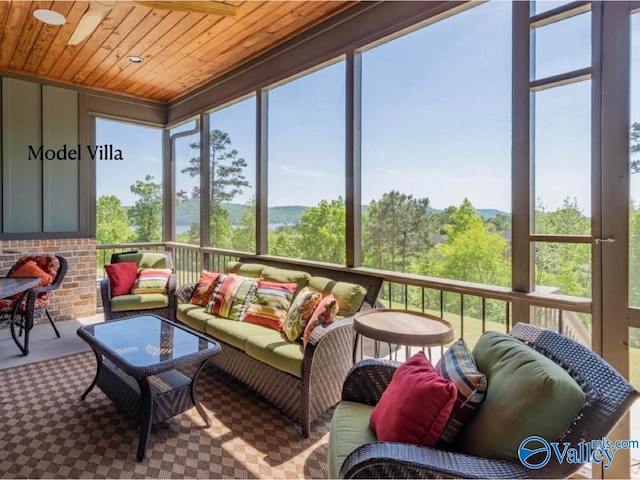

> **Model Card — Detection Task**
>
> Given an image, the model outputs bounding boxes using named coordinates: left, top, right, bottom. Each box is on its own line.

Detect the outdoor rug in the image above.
left=0, top=352, right=332, bottom=479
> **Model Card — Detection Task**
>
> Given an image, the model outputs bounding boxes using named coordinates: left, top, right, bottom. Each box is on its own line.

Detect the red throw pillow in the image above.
left=369, top=352, right=458, bottom=447
left=104, top=262, right=138, bottom=297
left=10, top=260, right=52, bottom=287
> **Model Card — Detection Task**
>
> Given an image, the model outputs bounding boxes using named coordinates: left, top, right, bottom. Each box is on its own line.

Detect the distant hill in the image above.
left=477, top=209, right=509, bottom=220
left=175, top=200, right=510, bottom=227
left=176, top=200, right=307, bottom=226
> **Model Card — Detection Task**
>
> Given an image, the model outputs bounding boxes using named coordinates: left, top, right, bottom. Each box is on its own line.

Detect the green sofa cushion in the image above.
left=225, top=261, right=265, bottom=278
left=205, top=317, right=276, bottom=350
left=111, top=293, right=168, bottom=312
left=329, top=401, right=377, bottom=479
left=308, top=276, right=367, bottom=317
left=117, top=252, right=168, bottom=269
left=261, top=266, right=311, bottom=296
left=455, top=331, right=586, bottom=461
left=245, top=331, right=304, bottom=378
left=176, top=303, right=213, bottom=332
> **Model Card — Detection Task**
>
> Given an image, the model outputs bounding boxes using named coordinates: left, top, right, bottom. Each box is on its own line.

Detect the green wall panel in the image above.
left=42, top=85, right=79, bottom=232
left=2, top=77, right=42, bottom=233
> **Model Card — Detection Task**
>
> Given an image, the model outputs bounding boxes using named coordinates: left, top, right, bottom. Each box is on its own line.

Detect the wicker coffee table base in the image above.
left=81, top=352, right=211, bottom=461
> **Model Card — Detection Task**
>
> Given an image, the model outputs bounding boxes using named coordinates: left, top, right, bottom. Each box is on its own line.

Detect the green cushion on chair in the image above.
left=117, top=252, right=168, bottom=269
left=110, top=293, right=168, bottom=312
left=244, top=331, right=304, bottom=378
left=329, top=401, right=377, bottom=480
left=225, top=261, right=265, bottom=278
left=307, top=276, right=367, bottom=317
left=455, top=331, right=586, bottom=462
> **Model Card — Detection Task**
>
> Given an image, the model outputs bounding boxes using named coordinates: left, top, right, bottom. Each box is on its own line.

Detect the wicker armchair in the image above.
left=334, top=323, right=639, bottom=479
left=100, top=250, right=176, bottom=321
left=0, top=255, right=68, bottom=355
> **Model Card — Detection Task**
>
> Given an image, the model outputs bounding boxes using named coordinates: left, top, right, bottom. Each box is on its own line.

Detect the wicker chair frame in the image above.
left=174, top=258, right=384, bottom=436
left=0, top=255, right=68, bottom=355
left=337, top=322, right=639, bottom=479
left=100, top=250, right=177, bottom=321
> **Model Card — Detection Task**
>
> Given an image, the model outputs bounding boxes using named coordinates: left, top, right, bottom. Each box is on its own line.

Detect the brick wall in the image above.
left=0, top=238, right=97, bottom=323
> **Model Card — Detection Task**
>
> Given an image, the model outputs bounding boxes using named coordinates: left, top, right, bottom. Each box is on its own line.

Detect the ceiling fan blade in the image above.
left=68, top=4, right=112, bottom=45
left=133, top=1, right=237, bottom=16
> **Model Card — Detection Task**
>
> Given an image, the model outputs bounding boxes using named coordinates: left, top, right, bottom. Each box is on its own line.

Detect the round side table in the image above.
left=352, top=309, right=454, bottom=363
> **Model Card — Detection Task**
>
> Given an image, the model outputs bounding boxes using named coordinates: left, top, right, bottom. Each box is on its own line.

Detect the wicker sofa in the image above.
left=174, top=257, right=383, bottom=436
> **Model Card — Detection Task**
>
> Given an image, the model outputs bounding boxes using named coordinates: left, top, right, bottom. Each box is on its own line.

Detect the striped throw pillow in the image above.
left=206, top=274, right=259, bottom=321
left=131, top=268, right=172, bottom=294
left=435, top=338, right=487, bottom=444
left=244, top=281, right=297, bottom=330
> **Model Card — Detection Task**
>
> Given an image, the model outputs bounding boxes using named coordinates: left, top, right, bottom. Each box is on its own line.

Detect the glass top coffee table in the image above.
left=77, top=315, right=220, bottom=461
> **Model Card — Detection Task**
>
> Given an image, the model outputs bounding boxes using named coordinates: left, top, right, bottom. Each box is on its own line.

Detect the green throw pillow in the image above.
left=117, top=252, right=168, bottom=269
left=225, top=261, right=265, bottom=278
left=454, top=331, right=585, bottom=462
left=307, top=276, right=366, bottom=317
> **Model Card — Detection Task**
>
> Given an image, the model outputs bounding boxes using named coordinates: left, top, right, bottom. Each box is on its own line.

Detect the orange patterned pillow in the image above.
left=9, top=260, right=52, bottom=288
left=189, top=270, right=221, bottom=306
left=302, top=294, right=339, bottom=347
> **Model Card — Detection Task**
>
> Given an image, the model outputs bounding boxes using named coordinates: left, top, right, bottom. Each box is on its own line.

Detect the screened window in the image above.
left=267, top=61, right=346, bottom=263
left=360, top=1, right=512, bottom=290
left=96, top=118, right=163, bottom=249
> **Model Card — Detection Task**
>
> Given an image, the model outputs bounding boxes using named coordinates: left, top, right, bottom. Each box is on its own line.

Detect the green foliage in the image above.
left=177, top=129, right=250, bottom=249
left=177, top=222, right=200, bottom=245
left=362, top=191, right=434, bottom=272
left=296, top=198, right=346, bottom=263
left=268, top=198, right=345, bottom=263
left=486, top=212, right=511, bottom=232
left=269, top=225, right=302, bottom=259
left=128, top=175, right=162, bottom=242
left=629, top=201, right=640, bottom=306
left=181, top=130, right=250, bottom=205
left=210, top=203, right=233, bottom=249
left=534, top=198, right=590, bottom=297
left=420, top=199, right=510, bottom=287
left=176, top=200, right=307, bottom=227
left=232, top=198, right=256, bottom=253
left=96, top=195, right=134, bottom=246
left=631, top=122, right=640, bottom=174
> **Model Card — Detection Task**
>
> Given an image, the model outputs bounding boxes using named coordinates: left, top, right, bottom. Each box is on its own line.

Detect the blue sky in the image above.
left=97, top=2, right=623, bottom=218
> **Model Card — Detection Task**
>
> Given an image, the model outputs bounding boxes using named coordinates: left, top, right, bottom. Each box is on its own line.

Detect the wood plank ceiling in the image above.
left=0, top=1, right=355, bottom=103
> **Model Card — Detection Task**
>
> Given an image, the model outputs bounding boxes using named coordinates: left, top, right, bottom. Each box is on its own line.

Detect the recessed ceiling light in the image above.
left=33, top=9, right=66, bottom=26
left=127, top=56, right=144, bottom=64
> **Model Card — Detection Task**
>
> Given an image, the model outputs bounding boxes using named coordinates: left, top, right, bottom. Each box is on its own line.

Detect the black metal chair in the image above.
left=334, top=322, right=639, bottom=479
left=100, top=250, right=176, bottom=321
left=0, top=255, right=68, bottom=355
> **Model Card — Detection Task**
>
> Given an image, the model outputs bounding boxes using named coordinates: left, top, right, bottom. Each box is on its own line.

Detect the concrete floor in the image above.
left=0, top=314, right=103, bottom=370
